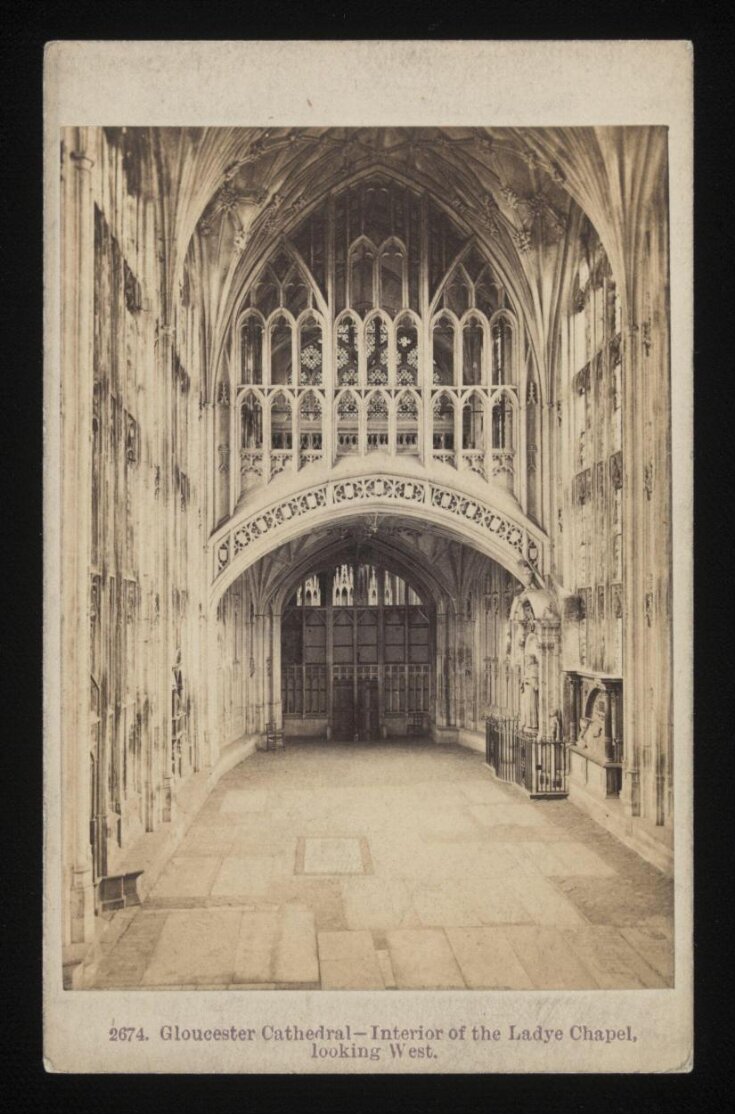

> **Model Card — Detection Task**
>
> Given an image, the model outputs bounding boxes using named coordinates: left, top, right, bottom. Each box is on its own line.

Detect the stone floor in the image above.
left=89, top=740, right=674, bottom=991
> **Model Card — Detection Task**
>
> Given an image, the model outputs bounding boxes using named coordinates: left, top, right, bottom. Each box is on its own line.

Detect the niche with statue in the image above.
left=564, top=670, right=623, bottom=800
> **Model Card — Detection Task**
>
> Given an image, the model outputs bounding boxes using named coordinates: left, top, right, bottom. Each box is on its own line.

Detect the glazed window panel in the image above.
left=299, top=317, right=323, bottom=385
left=336, top=316, right=359, bottom=385
left=270, top=316, right=292, bottom=385
left=395, top=316, right=419, bottom=385
left=396, top=391, right=419, bottom=455
left=299, top=391, right=323, bottom=463
left=251, top=267, right=279, bottom=317
left=270, top=392, right=293, bottom=450
left=432, top=393, right=455, bottom=451
left=336, top=391, right=359, bottom=455
left=350, top=243, right=375, bottom=315
left=443, top=269, right=471, bottom=316
left=366, top=316, right=389, bottom=385
left=433, top=317, right=455, bottom=385
left=462, top=392, right=485, bottom=449
left=366, top=391, right=389, bottom=452
left=492, top=395, right=514, bottom=449
left=283, top=267, right=310, bottom=317
left=241, top=394, right=263, bottom=449
left=379, top=241, right=405, bottom=315
left=475, top=268, right=501, bottom=317
left=463, top=318, right=484, bottom=385
left=240, top=316, right=263, bottom=384
left=492, top=318, right=513, bottom=385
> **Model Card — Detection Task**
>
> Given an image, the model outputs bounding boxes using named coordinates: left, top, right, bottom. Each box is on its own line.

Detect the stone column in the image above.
left=270, top=604, right=283, bottom=730
left=61, top=128, right=97, bottom=946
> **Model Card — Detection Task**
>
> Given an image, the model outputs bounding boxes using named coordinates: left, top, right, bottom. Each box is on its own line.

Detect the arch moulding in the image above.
left=209, top=471, right=547, bottom=609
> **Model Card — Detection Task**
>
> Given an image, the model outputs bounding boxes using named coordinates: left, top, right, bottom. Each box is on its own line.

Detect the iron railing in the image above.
left=485, top=713, right=567, bottom=797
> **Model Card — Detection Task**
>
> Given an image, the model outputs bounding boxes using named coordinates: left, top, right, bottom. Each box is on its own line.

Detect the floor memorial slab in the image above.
left=301, top=837, right=368, bottom=875
left=233, top=906, right=319, bottom=985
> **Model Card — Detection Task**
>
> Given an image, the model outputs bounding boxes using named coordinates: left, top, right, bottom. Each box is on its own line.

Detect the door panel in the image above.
left=357, top=679, right=379, bottom=739
left=332, top=674, right=354, bottom=739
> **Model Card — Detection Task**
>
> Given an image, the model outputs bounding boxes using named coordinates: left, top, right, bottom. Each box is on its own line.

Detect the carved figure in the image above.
left=578, top=692, right=608, bottom=758
left=520, top=655, right=539, bottom=730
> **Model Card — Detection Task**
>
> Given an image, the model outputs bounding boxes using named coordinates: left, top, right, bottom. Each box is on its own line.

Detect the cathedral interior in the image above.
left=58, top=126, right=674, bottom=990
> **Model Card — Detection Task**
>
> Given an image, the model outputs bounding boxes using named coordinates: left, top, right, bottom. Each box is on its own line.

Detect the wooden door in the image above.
left=332, top=673, right=355, bottom=739
left=357, top=678, right=379, bottom=740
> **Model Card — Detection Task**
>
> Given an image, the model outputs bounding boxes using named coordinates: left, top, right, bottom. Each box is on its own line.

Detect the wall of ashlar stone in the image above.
left=551, top=192, right=673, bottom=869
left=554, top=223, right=625, bottom=679
left=60, top=127, right=217, bottom=957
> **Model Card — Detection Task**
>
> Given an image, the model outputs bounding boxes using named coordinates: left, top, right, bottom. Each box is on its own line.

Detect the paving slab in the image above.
left=469, top=803, right=548, bottom=829
left=619, top=925, right=675, bottom=983
left=505, top=869, right=587, bottom=927
left=210, top=855, right=279, bottom=899
left=273, top=907, right=319, bottom=984
left=539, top=841, right=617, bottom=878
left=149, top=856, right=221, bottom=901
left=318, top=930, right=384, bottom=989
left=386, top=928, right=466, bottom=989
left=220, top=789, right=269, bottom=815
left=562, top=926, right=668, bottom=989
left=141, top=908, right=243, bottom=986
left=446, top=926, right=535, bottom=989
left=411, top=884, right=483, bottom=927
left=342, top=877, right=419, bottom=931
left=503, top=926, right=599, bottom=989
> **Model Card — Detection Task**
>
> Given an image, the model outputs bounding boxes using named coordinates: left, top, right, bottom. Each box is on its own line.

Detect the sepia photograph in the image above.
left=44, top=41, right=692, bottom=1073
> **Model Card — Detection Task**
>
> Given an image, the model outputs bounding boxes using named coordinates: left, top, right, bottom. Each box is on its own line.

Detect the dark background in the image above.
left=0, top=5, right=730, bottom=1111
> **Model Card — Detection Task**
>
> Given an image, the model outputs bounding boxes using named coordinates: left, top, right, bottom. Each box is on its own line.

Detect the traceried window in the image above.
left=226, top=175, right=526, bottom=502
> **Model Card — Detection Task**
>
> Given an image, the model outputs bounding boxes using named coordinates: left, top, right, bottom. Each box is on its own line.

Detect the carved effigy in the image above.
left=577, top=689, right=610, bottom=762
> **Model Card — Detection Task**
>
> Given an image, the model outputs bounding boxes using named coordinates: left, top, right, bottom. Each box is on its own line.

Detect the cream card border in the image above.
left=43, top=39, right=693, bottom=1074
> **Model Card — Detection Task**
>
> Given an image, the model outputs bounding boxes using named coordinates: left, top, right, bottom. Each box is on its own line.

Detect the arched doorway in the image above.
left=281, top=558, right=432, bottom=741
